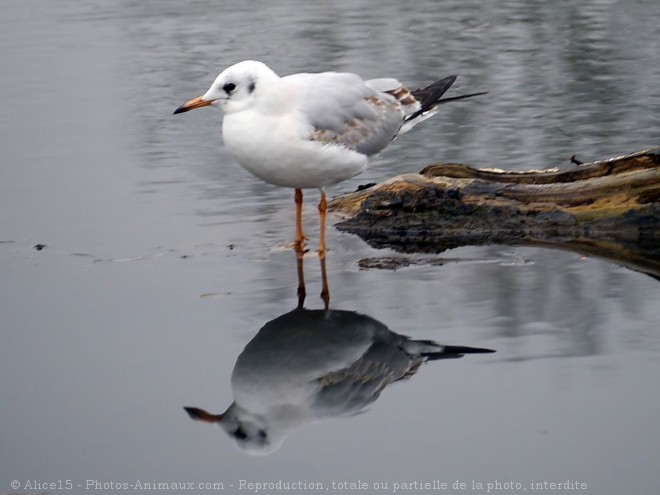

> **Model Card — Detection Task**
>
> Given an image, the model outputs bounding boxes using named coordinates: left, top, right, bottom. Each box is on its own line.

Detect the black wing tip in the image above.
left=406, top=75, right=462, bottom=121
left=435, top=91, right=489, bottom=105
left=414, top=75, right=458, bottom=100
left=443, top=345, right=496, bottom=354
left=431, top=74, right=458, bottom=85
left=418, top=342, right=495, bottom=361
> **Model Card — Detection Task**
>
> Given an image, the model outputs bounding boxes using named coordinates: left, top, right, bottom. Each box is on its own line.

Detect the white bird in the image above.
left=174, top=61, right=485, bottom=256
left=184, top=307, right=494, bottom=455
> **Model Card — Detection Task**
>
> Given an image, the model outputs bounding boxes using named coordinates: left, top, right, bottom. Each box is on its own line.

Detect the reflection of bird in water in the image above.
left=185, top=307, right=494, bottom=455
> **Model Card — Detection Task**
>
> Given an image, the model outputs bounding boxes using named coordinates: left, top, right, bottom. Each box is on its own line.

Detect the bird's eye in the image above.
left=234, top=427, right=248, bottom=440
left=223, top=82, right=237, bottom=94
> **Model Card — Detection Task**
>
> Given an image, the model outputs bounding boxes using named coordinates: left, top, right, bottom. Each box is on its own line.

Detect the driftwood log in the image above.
left=328, top=148, right=660, bottom=278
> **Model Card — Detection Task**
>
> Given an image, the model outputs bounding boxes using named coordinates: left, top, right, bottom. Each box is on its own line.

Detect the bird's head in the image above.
left=184, top=404, right=282, bottom=456
left=174, top=60, right=278, bottom=116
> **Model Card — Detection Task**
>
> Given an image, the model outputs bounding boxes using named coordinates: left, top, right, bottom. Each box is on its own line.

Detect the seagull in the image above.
left=184, top=306, right=494, bottom=455
left=174, top=60, right=485, bottom=257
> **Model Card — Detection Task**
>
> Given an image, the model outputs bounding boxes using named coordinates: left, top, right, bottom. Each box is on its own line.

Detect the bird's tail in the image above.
left=400, top=76, right=487, bottom=133
left=404, top=339, right=495, bottom=361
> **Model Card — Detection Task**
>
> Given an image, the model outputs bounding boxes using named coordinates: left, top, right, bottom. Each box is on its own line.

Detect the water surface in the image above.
left=1, top=1, right=659, bottom=494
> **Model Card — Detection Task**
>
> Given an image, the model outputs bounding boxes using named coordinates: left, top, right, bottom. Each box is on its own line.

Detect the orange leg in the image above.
left=319, top=254, right=330, bottom=311
left=318, top=189, right=327, bottom=260
left=296, top=249, right=306, bottom=309
left=318, top=189, right=329, bottom=309
left=294, top=188, right=307, bottom=253
left=294, top=189, right=307, bottom=308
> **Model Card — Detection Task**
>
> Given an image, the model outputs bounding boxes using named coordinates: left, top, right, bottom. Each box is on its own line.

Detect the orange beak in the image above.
left=184, top=407, right=223, bottom=423
left=173, top=96, right=215, bottom=115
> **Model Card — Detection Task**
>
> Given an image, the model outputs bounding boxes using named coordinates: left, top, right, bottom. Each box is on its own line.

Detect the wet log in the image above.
left=328, top=148, right=660, bottom=278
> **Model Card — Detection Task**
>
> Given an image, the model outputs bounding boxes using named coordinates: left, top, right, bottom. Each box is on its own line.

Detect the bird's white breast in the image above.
left=221, top=105, right=368, bottom=189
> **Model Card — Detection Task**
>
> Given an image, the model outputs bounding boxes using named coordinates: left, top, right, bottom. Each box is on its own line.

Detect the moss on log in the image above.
left=328, top=148, right=660, bottom=277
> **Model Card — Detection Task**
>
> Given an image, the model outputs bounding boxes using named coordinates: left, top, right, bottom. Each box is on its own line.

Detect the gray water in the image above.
left=1, top=1, right=659, bottom=494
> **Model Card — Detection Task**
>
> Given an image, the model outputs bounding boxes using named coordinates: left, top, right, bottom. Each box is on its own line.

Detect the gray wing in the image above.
left=285, top=71, right=405, bottom=157
left=311, top=359, right=400, bottom=416
left=311, top=332, right=424, bottom=416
